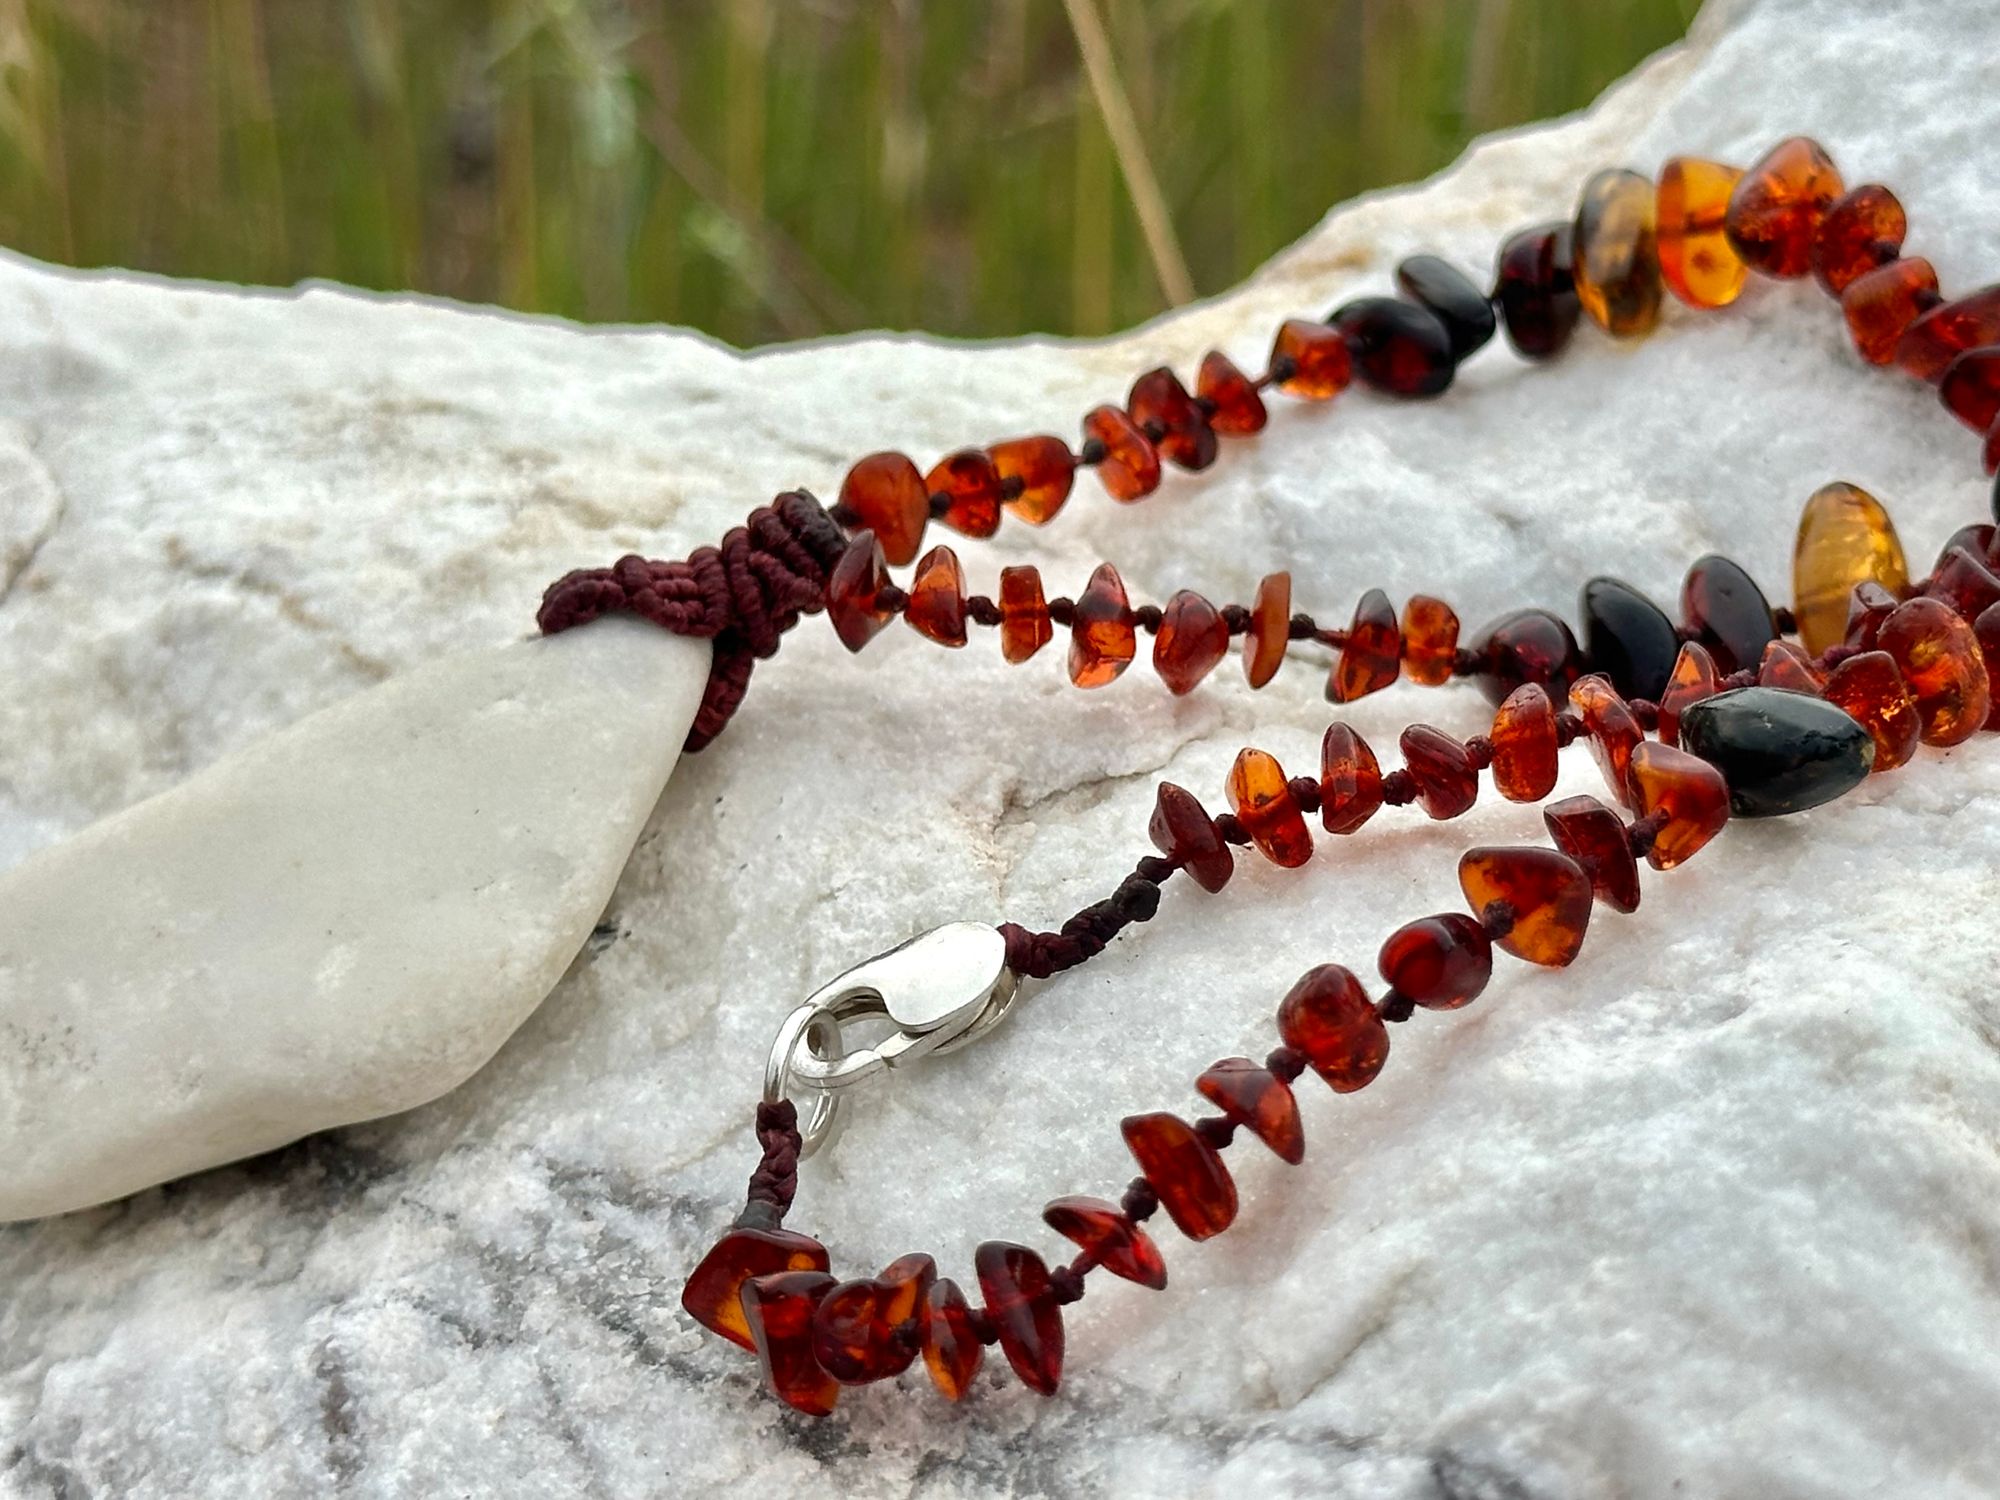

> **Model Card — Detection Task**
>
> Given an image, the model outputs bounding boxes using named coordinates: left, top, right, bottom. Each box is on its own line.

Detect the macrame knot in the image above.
left=536, top=489, right=848, bottom=751
left=744, top=1098, right=804, bottom=1219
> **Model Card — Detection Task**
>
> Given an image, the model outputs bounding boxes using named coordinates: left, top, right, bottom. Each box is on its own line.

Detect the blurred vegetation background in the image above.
left=0, top=0, right=1691, bottom=345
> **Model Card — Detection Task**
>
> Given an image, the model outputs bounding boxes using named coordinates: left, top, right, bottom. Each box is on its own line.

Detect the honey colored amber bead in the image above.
left=1276, top=964, right=1389, bottom=1092
left=1083, top=405, right=1162, bottom=501
left=1681, top=554, right=1776, bottom=673
left=1928, top=546, right=2000, bottom=625
left=1469, top=608, right=1583, bottom=705
left=839, top=451, right=929, bottom=566
left=992, top=435, right=1077, bottom=525
left=1570, top=674, right=1643, bottom=807
left=1845, top=579, right=1899, bottom=650
left=1896, top=285, right=2000, bottom=383
left=1378, top=912, right=1493, bottom=1011
left=998, top=564, right=1052, bottom=663
left=1574, top=168, right=1662, bottom=337
left=1068, top=562, right=1136, bottom=687
left=974, top=1241, right=1064, bottom=1396
left=1628, top=741, right=1730, bottom=871
left=905, top=545, right=968, bottom=647
left=740, top=1270, right=840, bottom=1416
left=1243, top=571, right=1292, bottom=688
left=811, top=1253, right=936, bottom=1385
left=1319, top=722, right=1384, bottom=834
left=1812, top=185, right=1906, bottom=296
left=1329, top=588, right=1400, bottom=702
left=1120, top=1112, right=1238, bottom=1241
left=1270, top=318, right=1353, bottom=400
left=1658, top=641, right=1720, bottom=747
left=1195, top=1058, right=1305, bottom=1165
left=921, top=1278, right=984, bottom=1402
left=1543, top=795, right=1642, bottom=913
left=1197, top=350, right=1268, bottom=435
left=1822, top=650, right=1920, bottom=772
left=1758, top=639, right=1824, bottom=694
left=682, top=1223, right=831, bottom=1351
left=1042, top=1196, right=1168, bottom=1289
left=1401, top=724, right=1477, bottom=820
left=1155, top=590, right=1230, bottom=695
left=1149, top=781, right=1233, bottom=893
left=1977, top=604, right=2000, bottom=730
left=1328, top=297, right=1455, bottom=397
left=925, top=449, right=1003, bottom=538
left=1792, top=481, right=1910, bottom=657
left=1490, top=682, right=1560, bottom=803
left=1877, top=597, right=1991, bottom=746
left=1493, top=221, right=1582, bottom=360
left=1725, top=137, right=1844, bottom=279
left=1227, top=746, right=1313, bottom=867
left=1128, top=367, right=1218, bottom=472
left=826, top=531, right=896, bottom=653
left=1841, top=257, right=1940, bottom=366
left=1459, top=846, right=1593, bottom=967
left=1657, top=157, right=1746, bottom=309
left=1401, top=595, right=1460, bottom=686
left=1941, top=348, right=2000, bottom=434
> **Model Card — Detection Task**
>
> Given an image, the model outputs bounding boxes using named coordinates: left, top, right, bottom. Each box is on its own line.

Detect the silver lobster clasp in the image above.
left=764, top=922, right=1019, bottom=1158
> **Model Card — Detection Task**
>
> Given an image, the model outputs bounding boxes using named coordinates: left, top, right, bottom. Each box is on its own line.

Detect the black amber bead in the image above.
left=1327, top=296, right=1456, bottom=397
left=1579, top=576, right=1681, bottom=701
left=1677, top=686, right=1874, bottom=817
left=1468, top=607, right=1583, bottom=706
left=1493, top=222, right=1581, bottom=360
left=1394, top=255, right=1496, bottom=360
left=1679, top=554, right=1777, bottom=674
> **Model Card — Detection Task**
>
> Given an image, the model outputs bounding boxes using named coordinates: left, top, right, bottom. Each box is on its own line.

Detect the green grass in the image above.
left=0, top=0, right=1694, bottom=344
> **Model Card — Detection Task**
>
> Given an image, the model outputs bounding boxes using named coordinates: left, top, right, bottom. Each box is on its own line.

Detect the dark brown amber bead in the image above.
left=1042, top=1195, right=1169, bottom=1289
left=1243, top=571, right=1291, bottom=688
left=1195, top=1057, right=1305, bottom=1165
left=1083, top=405, right=1162, bottom=502
left=1227, top=747, right=1313, bottom=867
left=1276, top=964, right=1389, bottom=1093
left=1897, top=285, right=2000, bottom=383
left=998, top=564, right=1052, bottom=663
left=1328, top=297, right=1455, bottom=397
left=1793, top=481, right=1909, bottom=657
left=1929, top=547, right=2000, bottom=629
left=1395, top=255, right=1497, bottom=358
left=1842, top=257, right=1940, bottom=366
left=839, top=451, right=929, bottom=566
left=1845, top=579, right=1899, bottom=651
left=1977, top=604, right=2000, bottom=730
left=1329, top=587, right=1401, bottom=702
left=1941, top=348, right=2000, bottom=434
left=1401, top=594, right=1460, bottom=686
left=1154, top=589, right=1230, bottom=695
left=811, top=1253, right=936, bottom=1385
left=1628, top=742, right=1730, bottom=871
left=1120, top=1112, right=1238, bottom=1241
left=1197, top=350, right=1268, bottom=435
left=974, top=1241, right=1064, bottom=1396
left=1068, top=562, right=1136, bottom=688
left=1569, top=675, right=1643, bottom=807
left=925, top=449, right=1003, bottom=538
left=740, top=1270, right=840, bottom=1416
left=1543, top=795, right=1642, bottom=913
left=1493, top=221, right=1582, bottom=359
left=1378, top=912, right=1493, bottom=1011
left=1580, top=576, right=1681, bottom=701
left=1877, top=597, right=1991, bottom=746
left=1574, top=167, right=1663, bottom=338
left=1269, top=317, right=1353, bottom=400
left=1657, top=157, right=1746, bottom=309
left=1681, top=554, right=1776, bottom=673
left=1658, top=641, right=1720, bottom=747
left=921, top=1278, right=984, bottom=1402
left=1725, top=136, right=1844, bottom=279
left=1148, top=781, right=1233, bottom=893
left=1401, top=724, right=1477, bottom=820
left=1128, top=367, right=1218, bottom=471
left=1469, top=608, right=1583, bottom=705
left=905, top=544, right=968, bottom=647
left=1319, top=722, right=1384, bottom=834
left=1758, top=639, right=1825, bottom=694
left=1458, top=846, right=1593, bottom=967
left=682, top=1224, right=831, bottom=1351
left=992, top=435, right=1077, bottom=525
left=1489, top=682, right=1560, bottom=803
left=1822, top=650, right=1920, bottom=772
left=1811, top=184, right=1906, bottom=296
left=826, top=531, right=897, bottom=653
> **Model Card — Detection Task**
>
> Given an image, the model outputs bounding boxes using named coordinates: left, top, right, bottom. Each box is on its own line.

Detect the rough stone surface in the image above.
left=3, top=0, right=1999, bottom=1494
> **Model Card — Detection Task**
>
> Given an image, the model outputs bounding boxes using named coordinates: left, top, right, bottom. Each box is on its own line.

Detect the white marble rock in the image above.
left=3, top=0, right=2000, bottom=1494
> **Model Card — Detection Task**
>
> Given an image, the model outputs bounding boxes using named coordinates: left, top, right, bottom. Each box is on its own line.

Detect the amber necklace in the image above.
left=536, top=136, right=2000, bottom=1414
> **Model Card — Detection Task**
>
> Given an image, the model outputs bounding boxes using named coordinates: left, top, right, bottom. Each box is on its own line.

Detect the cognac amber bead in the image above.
left=992, top=435, right=1077, bottom=525
left=1928, top=546, right=2000, bottom=625
left=1328, top=297, right=1455, bottom=397
left=826, top=532, right=896, bottom=653
left=1580, top=576, right=1681, bottom=701
left=1841, top=257, right=1940, bottom=366
left=1941, top=348, right=2000, bottom=434
left=1574, top=167, right=1663, bottom=338
left=1877, top=597, right=1991, bottom=747
left=1121, top=1112, right=1238, bottom=1241
left=1401, top=594, right=1460, bottom=686
left=1068, top=562, right=1136, bottom=688
left=1845, top=578, right=1899, bottom=651
left=1277, top=964, right=1389, bottom=1093
left=1490, top=682, right=1560, bottom=803
left=1319, top=722, right=1384, bottom=834
left=974, top=1241, right=1064, bottom=1396
left=922, top=1278, right=984, bottom=1402
left=1128, top=367, right=1218, bottom=472
left=1042, top=1195, right=1168, bottom=1289
left=1493, top=221, right=1582, bottom=359
left=1822, top=650, right=1920, bottom=772
left=1243, top=571, right=1292, bottom=688
left=1458, top=847, right=1593, bottom=967
left=1544, top=795, right=1642, bottom=913
left=1270, top=318, right=1353, bottom=400
left=1227, top=747, right=1313, bottom=867
left=811, top=1253, right=935, bottom=1385
left=1401, top=724, right=1477, bottom=820
left=1758, top=639, right=1825, bottom=694
left=1329, top=588, right=1401, bottom=702
left=1977, top=604, right=2000, bottom=730
left=1469, top=608, right=1583, bottom=705
left=998, top=564, right=1052, bottom=663
left=1378, top=912, right=1493, bottom=1011
left=1154, top=589, right=1230, bottom=695
left=1681, top=554, right=1776, bottom=673
left=1656, top=157, right=1746, bottom=309
left=1395, top=255, right=1497, bottom=359
left=925, top=449, right=1003, bottom=538
left=1197, top=350, right=1268, bottom=435
left=740, top=1270, right=840, bottom=1416
left=682, top=1224, right=831, bottom=1351
left=1658, top=641, right=1721, bottom=747
left=1812, top=184, right=1906, bottom=296
left=1628, top=741, right=1730, bottom=871
left=1793, top=481, right=1909, bottom=657
left=1570, top=674, right=1643, bottom=808
left=1149, top=781, right=1233, bottom=893
left=1196, top=1057, right=1305, bottom=1165
left=905, top=545, right=968, bottom=647
left=1896, top=285, right=2000, bottom=383
left=1083, top=405, right=1162, bottom=502
left=1725, top=136, right=1844, bottom=279
left=839, top=451, right=929, bottom=566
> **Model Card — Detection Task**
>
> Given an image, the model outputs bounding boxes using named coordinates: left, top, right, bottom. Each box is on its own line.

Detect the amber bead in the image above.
left=1845, top=578, right=1899, bottom=651
left=1330, top=588, right=1401, bottom=702
left=1043, top=1195, right=1168, bottom=1289
left=1758, top=639, right=1824, bottom=695
left=1243, top=571, right=1292, bottom=688
left=1977, top=604, right=2000, bottom=730
left=1841, top=257, right=1940, bottom=366
left=992, top=435, right=1077, bottom=525
left=1627, top=742, right=1729, bottom=871
left=1469, top=608, right=1583, bottom=705
left=1936, top=524, right=1997, bottom=573
left=1493, top=221, right=1582, bottom=360
left=1928, top=546, right=2000, bottom=626
left=1490, top=682, right=1560, bottom=803
left=1227, top=747, right=1313, bottom=867
left=1570, top=674, right=1643, bottom=807
left=1396, top=255, right=1497, bottom=359
left=1544, top=795, right=1642, bottom=913
left=811, top=1253, right=935, bottom=1385
left=1068, top=562, right=1136, bottom=688
left=839, top=451, right=929, bottom=566
left=974, top=1241, right=1064, bottom=1396
left=1154, top=590, right=1230, bottom=695
left=740, top=1270, right=840, bottom=1416
left=682, top=1224, right=831, bottom=1352
left=1793, top=481, right=1909, bottom=657
left=1127, top=367, right=1217, bottom=472
left=1400, top=724, right=1478, bottom=821
left=1681, top=554, right=1776, bottom=673
left=921, top=1278, right=984, bottom=1402
left=1458, top=846, right=1593, bottom=967
left=1083, top=405, right=1162, bottom=502
left=1811, top=184, right=1905, bottom=296
left=1269, top=317, right=1353, bottom=400
left=1400, top=595, right=1460, bottom=686
left=1121, top=1112, right=1238, bottom=1241
left=925, top=449, right=1003, bottom=538
left=905, top=545, right=968, bottom=647
left=1276, top=964, right=1389, bottom=1093
left=1725, top=136, right=1844, bottom=279
left=1877, top=597, right=1991, bottom=746
left=826, top=531, right=897, bottom=653
left=1574, top=168, right=1663, bottom=338
left=1197, top=350, right=1268, bottom=435
left=1941, top=348, right=2000, bottom=435
left=1656, top=157, right=1746, bottom=309
left=1148, top=781, right=1233, bottom=894
left=1328, top=296, right=1455, bottom=397
left=1378, top=912, right=1493, bottom=1011
left=1678, top=687, right=1875, bottom=816
left=1580, top=576, right=1680, bottom=701
left=1896, top=285, right=2000, bottom=383
left=1987, top=418, right=2000, bottom=481
left=1319, top=723, right=1384, bottom=835
left=1822, top=650, right=1920, bottom=773
left=1658, top=641, right=1720, bottom=748
left=998, top=564, right=1052, bottom=663
left=1195, top=1057, right=1305, bottom=1165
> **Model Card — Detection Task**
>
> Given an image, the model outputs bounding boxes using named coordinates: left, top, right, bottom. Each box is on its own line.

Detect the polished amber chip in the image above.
left=1227, top=747, right=1313, bottom=867
left=839, top=451, right=930, bottom=566
left=1120, top=1112, right=1239, bottom=1241
left=1489, top=682, right=1560, bottom=803
left=1400, top=594, right=1460, bottom=686
left=1042, top=1195, right=1169, bottom=1288
left=1243, top=571, right=1292, bottom=688
left=1195, top=1057, right=1306, bottom=1165
left=1458, top=846, right=1593, bottom=967
left=1068, top=562, right=1136, bottom=688
left=998, top=564, right=1052, bottom=663
left=1154, top=590, right=1230, bottom=695
left=1725, top=136, right=1844, bottom=279
left=1318, top=722, right=1384, bottom=835
left=1276, top=963, right=1388, bottom=1092
left=1329, top=587, right=1400, bottom=702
